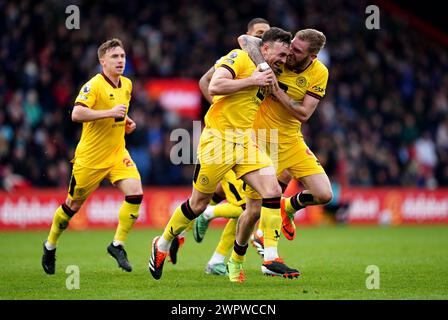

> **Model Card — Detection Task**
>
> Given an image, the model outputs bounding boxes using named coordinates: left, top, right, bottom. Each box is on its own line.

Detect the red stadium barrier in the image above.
left=145, top=78, right=201, bottom=119
left=0, top=187, right=447, bottom=230
left=341, top=188, right=448, bottom=225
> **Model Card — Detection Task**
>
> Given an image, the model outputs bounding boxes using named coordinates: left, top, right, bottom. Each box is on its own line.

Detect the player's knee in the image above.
left=261, top=184, right=282, bottom=198
left=315, top=189, right=333, bottom=205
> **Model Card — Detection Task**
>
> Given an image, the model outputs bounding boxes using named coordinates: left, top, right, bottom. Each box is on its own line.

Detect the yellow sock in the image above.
left=162, top=200, right=195, bottom=242
left=47, top=205, right=74, bottom=246
left=260, top=199, right=282, bottom=249
left=184, top=220, right=194, bottom=232
left=284, top=196, right=297, bottom=215
left=230, top=238, right=248, bottom=263
left=114, top=199, right=141, bottom=243
left=230, top=249, right=246, bottom=263
left=213, top=203, right=243, bottom=219
left=215, top=219, right=237, bottom=256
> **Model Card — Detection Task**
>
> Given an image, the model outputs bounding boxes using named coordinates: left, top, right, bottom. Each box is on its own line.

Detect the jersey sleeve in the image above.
left=74, top=78, right=98, bottom=108
left=215, top=49, right=246, bottom=79
left=306, top=65, right=329, bottom=100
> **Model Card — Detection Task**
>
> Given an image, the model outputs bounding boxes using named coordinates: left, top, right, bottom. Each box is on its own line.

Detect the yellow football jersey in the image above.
left=73, top=73, right=132, bottom=169
left=204, top=49, right=266, bottom=143
left=254, top=59, right=328, bottom=143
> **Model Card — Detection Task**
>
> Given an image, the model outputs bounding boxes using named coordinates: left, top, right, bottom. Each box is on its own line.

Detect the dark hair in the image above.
left=261, top=27, right=292, bottom=46
left=247, top=18, right=270, bottom=32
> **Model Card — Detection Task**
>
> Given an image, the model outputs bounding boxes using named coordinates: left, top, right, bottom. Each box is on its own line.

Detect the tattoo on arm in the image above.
left=238, top=35, right=265, bottom=65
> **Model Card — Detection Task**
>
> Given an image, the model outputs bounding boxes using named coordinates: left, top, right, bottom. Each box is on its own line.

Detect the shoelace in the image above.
left=155, top=250, right=167, bottom=267
left=238, top=270, right=245, bottom=282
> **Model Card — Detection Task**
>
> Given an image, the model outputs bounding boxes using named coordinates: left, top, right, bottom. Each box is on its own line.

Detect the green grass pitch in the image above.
left=1, top=225, right=447, bottom=300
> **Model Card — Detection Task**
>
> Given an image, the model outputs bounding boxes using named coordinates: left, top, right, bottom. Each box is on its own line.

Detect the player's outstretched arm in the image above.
left=199, top=67, right=215, bottom=104
left=71, top=104, right=126, bottom=123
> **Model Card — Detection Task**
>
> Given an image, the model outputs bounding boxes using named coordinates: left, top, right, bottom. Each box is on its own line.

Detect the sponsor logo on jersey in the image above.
left=312, top=85, right=325, bottom=93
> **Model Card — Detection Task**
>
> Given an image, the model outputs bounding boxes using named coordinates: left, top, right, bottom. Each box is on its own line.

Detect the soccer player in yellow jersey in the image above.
left=199, top=18, right=270, bottom=104
left=167, top=18, right=272, bottom=276
left=239, top=29, right=333, bottom=244
left=149, top=27, right=299, bottom=282
left=41, top=39, right=143, bottom=275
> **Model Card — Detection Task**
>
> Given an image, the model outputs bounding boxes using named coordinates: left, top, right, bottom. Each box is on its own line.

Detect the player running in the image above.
left=41, top=39, right=143, bottom=274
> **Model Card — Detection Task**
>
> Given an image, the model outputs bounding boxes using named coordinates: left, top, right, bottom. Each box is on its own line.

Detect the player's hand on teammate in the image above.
left=251, top=64, right=275, bottom=87
left=269, top=79, right=281, bottom=97
left=125, top=117, right=136, bottom=134
left=110, top=104, right=127, bottom=119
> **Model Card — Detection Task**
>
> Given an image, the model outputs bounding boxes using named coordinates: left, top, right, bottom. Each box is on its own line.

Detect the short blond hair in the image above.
left=295, top=29, right=326, bottom=54
left=97, top=38, right=124, bottom=59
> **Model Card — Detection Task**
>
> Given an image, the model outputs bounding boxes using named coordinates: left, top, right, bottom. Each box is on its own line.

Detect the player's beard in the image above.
left=287, top=55, right=310, bottom=72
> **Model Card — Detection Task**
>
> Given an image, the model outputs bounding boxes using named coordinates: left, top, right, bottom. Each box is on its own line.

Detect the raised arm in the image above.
left=238, top=35, right=265, bottom=66
left=199, top=66, right=215, bottom=104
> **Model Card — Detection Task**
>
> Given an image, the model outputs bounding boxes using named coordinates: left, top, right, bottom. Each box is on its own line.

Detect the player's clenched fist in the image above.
left=110, top=104, right=127, bottom=119
left=250, top=65, right=275, bottom=87
left=125, top=117, right=136, bottom=134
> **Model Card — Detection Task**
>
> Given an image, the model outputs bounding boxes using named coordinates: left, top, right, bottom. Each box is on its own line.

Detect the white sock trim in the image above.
left=157, top=235, right=171, bottom=252
left=45, top=241, right=56, bottom=251
left=203, top=206, right=215, bottom=220
left=263, top=246, right=278, bottom=261
left=208, top=252, right=226, bottom=265
left=113, top=240, right=124, bottom=247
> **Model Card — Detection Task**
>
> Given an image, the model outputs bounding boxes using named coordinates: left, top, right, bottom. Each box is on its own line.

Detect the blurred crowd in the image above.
left=1, top=0, right=447, bottom=191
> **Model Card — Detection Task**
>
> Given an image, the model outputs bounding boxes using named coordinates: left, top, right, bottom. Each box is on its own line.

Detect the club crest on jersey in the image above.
left=229, top=51, right=238, bottom=59
left=296, top=76, right=307, bottom=88
left=199, top=175, right=209, bottom=185
left=82, top=83, right=91, bottom=94
left=75, top=188, right=86, bottom=197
